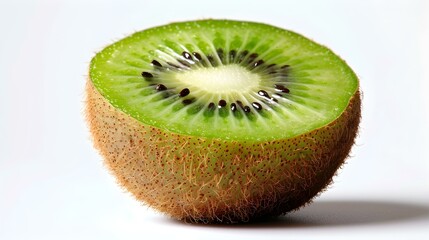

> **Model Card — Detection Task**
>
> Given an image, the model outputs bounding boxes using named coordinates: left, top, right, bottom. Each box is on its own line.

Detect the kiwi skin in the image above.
left=85, top=78, right=361, bottom=223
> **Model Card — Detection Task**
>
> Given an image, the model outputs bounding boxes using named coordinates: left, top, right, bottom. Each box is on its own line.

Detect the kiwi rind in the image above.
left=85, top=83, right=360, bottom=223
left=86, top=20, right=361, bottom=223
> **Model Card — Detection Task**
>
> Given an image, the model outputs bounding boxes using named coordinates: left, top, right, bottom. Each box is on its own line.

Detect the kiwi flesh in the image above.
left=85, top=20, right=361, bottom=223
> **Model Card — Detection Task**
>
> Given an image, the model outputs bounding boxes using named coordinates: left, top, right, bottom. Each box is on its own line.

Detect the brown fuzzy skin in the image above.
left=85, top=80, right=361, bottom=223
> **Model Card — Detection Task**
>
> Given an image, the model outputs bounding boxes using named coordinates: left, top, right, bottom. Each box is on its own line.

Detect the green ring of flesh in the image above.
left=90, top=20, right=358, bottom=141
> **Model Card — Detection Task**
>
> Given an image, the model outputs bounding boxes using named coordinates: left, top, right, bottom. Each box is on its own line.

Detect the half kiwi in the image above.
left=86, top=19, right=361, bottom=223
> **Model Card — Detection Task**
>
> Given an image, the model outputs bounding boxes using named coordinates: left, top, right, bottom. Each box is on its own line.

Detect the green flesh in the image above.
left=90, top=20, right=358, bottom=141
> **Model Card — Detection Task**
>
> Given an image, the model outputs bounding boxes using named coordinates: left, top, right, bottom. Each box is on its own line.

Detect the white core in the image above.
left=175, top=65, right=261, bottom=94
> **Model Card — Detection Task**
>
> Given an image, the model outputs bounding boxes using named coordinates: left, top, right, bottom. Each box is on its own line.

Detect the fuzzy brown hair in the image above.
left=85, top=80, right=361, bottom=223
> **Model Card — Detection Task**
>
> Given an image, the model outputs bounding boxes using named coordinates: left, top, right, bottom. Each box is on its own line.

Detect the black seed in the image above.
left=217, top=48, right=224, bottom=62
left=192, top=52, right=202, bottom=61
left=252, top=102, right=262, bottom=110
left=244, top=106, right=251, bottom=113
left=266, top=63, right=276, bottom=69
left=208, top=102, right=215, bottom=110
left=274, top=84, right=284, bottom=90
left=218, top=99, right=227, bottom=107
left=193, top=52, right=207, bottom=67
left=237, top=50, right=249, bottom=62
left=179, top=88, right=190, bottom=97
left=281, top=64, right=290, bottom=69
left=182, top=51, right=192, bottom=60
left=204, top=102, right=216, bottom=117
left=182, top=98, right=194, bottom=105
left=274, top=93, right=283, bottom=97
left=229, top=50, right=237, bottom=61
left=258, top=90, right=277, bottom=103
left=151, top=60, right=162, bottom=67
left=141, top=72, right=153, bottom=78
left=155, top=84, right=167, bottom=91
left=253, top=59, right=264, bottom=67
left=231, top=103, right=237, bottom=112
left=167, top=62, right=181, bottom=69
left=274, top=84, right=290, bottom=93
left=207, top=55, right=216, bottom=66
left=258, top=90, right=270, bottom=98
left=235, top=101, right=251, bottom=113
left=247, top=53, right=258, bottom=63
left=268, top=71, right=277, bottom=74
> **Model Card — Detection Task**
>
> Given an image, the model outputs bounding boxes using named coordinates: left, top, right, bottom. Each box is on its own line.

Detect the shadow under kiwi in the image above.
left=159, top=199, right=429, bottom=228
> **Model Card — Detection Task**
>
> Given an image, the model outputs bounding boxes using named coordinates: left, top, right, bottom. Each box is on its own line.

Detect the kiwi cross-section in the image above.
left=86, top=19, right=361, bottom=223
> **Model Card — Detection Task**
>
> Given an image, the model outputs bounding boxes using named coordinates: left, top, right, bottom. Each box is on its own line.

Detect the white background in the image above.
left=1, top=0, right=428, bottom=239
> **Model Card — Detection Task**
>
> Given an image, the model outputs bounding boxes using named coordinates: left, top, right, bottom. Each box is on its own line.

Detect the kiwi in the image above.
left=85, top=20, right=361, bottom=223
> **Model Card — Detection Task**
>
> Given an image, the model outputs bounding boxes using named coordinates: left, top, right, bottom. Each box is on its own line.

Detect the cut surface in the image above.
left=90, top=20, right=359, bottom=141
